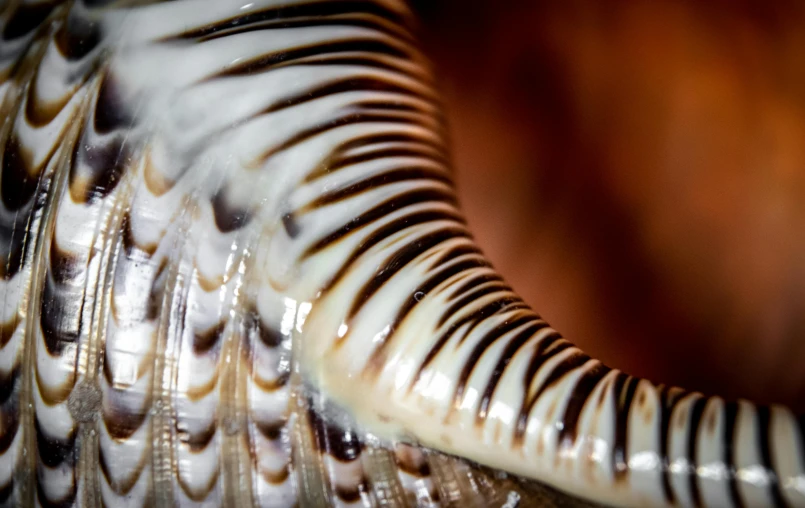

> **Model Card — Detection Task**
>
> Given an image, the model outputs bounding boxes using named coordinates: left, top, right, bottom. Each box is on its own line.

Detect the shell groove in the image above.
left=0, top=0, right=801, bottom=507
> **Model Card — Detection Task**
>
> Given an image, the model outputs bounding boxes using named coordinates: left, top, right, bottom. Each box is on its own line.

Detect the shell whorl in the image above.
left=0, top=0, right=801, bottom=507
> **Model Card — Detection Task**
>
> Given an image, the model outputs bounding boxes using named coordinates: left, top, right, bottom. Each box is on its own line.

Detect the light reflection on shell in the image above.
left=0, top=0, right=801, bottom=507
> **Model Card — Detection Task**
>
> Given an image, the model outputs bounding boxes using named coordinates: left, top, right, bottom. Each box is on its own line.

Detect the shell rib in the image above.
left=0, top=0, right=802, bottom=507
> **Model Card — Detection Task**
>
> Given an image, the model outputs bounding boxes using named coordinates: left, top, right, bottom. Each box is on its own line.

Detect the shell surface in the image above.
left=0, top=0, right=802, bottom=507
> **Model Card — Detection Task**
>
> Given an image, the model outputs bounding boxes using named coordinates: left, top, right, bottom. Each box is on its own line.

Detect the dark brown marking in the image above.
left=193, top=320, right=227, bottom=355
left=2, top=2, right=54, bottom=40
left=245, top=310, right=284, bottom=349
left=36, top=473, right=76, bottom=508
left=256, top=419, right=286, bottom=441
left=308, top=406, right=363, bottom=462
left=723, top=401, right=744, bottom=508
left=35, top=419, right=77, bottom=468
left=511, top=333, right=569, bottom=443
left=687, top=397, right=707, bottom=508
left=0, top=479, right=12, bottom=504
left=307, top=167, right=450, bottom=211
left=756, top=406, right=787, bottom=508
left=346, top=227, right=468, bottom=319
left=659, top=385, right=685, bottom=505
left=0, top=314, right=20, bottom=349
left=177, top=420, right=216, bottom=453
left=54, top=10, right=101, bottom=60
left=559, top=363, right=611, bottom=449
left=438, top=280, right=511, bottom=328
left=281, top=212, right=300, bottom=238
left=102, top=392, right=149, bottom=441
left=168, top=1, right=409, bottom=41
left=476, top=323, right=545, bottom=424
left=452, top=315, right=540, bottom=411
left=259, top=111, right=427, bottom=164
left=264, top=76, right=432, bottom=118
left=94, top=73, right=134, bottom=134
left=304, top=194, right=461, bottom=262
left=612, top=373, right=639, bottom=481
left=0, top=393, right=19, bottom=455
left=216, top=40, right=410, bottom=80
left=40, top=278, right=83, bottom=356
left=1, top=135, right=38, bottom=212
left=69, top=135, right=128, bottom=204
left=211, top=189, right=251, bottom=233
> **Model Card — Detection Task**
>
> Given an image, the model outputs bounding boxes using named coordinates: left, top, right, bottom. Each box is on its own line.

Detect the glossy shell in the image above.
left=0, top=0, right=802, bottom=507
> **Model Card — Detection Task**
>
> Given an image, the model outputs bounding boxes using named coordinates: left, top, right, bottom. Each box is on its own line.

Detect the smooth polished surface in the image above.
left=0, top=1, right=801, bottom=507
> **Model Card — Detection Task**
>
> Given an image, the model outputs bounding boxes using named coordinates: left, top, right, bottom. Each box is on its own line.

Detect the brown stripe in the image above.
left=308, top=406, right=363, bottom=463
left=687, top=397, right=707, bottom=508
left=476, top=322, right=544, bottom=425
left=264, top=76, right=433, bottom=118
left=1, top=134, right=38, bottom=212
left=723, top=401, right=744, bottom=508
left=35, top=418, right=77, bottom=468
left=303, top=193, right=461, bottom=262
left=168, top=1, right=409, bottom=41
left=559, top=362, right=611, bottom=449
left=346, top=227, right=467, bottom=319
left=2, top=2, right=54, bottom=40
left=364, top=254, right=487, bottom=372
left=94, top=73, right=134, bottom=134
left=756, top=406, right=787, bottom=507
left=453, top=316, right=540, bottom=411
left=658, top=385, right=685, bottom=504
left=54, top=9, right=101, bottom=61
left=608, top=374, right=639, bottom=481
left=307, top=166, right=450, bottom=211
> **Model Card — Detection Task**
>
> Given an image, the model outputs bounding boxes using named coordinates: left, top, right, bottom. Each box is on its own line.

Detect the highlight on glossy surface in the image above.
left=0, top=0, right=801, bottom=506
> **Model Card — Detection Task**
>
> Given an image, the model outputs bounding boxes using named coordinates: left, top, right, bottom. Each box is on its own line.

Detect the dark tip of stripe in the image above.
left=177, top=420, right=216, bottom=452
left=55, top=9, right=101, bottom=60
left=193, top=321, right=226, bottom=355
left=210, top=189, right=251, bottom=233
left=559, top=363, right=611, bottom=449
left=335, top=485, right=365, bottom=503
left=102, top=394, right=148, bottom=441
left=0, top=366, right=20, bottom=408
left=659, top=386, right=685, bottom=505
left=246, top=310, right=284, bottom=349
left=687, top=397, right=707, bottom=508
left=347, top=227, right=467, bottom=319
left=49, top=240, right=81, bottom=285
left=2, top=3, right=53, bottom=40
left=70, top=136, right=128, bottom=204
left=1, top=135, right=38, bottom=212
left=40, top=279, right=82, bottom=356
left=35, top=419, right=77, bottom=468
left=756, top=406, right=787, bottom=508
left=281, top=212, right=300, bottom=238
left=171, top=1, right=408, bottom=41
left=308, top=406, right=363, bottom=462
left=256, top=419, right=286, bottom=441
left=612, top=373, right=639, bottom=481
left=476, top=323, right=544, bottom=424
left=0, top=479, right=13, bottom=504
left=0, top=393, right=19, bottom=455
left=723, top=401, right=744, bottom=508
left=94, top=73, right=134, bottom=134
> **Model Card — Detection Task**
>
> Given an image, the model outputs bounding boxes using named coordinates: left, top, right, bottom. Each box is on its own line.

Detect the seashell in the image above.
left=0, top=0, right=801, bottom=507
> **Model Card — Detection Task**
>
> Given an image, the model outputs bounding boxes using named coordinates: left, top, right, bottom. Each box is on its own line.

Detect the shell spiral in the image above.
left=0, top=0, right=802, bottom=507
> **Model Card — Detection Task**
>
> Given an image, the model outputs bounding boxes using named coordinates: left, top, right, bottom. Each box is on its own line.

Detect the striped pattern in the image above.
left=0, top=0, right=801, bottom=507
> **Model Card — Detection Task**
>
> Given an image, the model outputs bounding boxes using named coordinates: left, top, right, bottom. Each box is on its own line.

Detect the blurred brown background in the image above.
left=410, top=0, right=805, bottom=410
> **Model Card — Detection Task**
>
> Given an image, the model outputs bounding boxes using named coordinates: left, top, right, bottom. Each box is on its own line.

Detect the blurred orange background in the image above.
left=411, top=0, right=805, bottom=410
